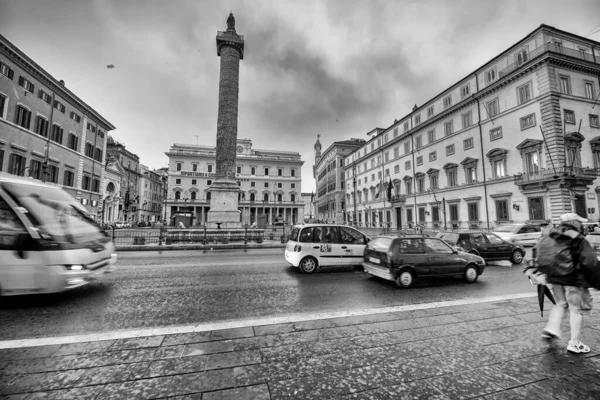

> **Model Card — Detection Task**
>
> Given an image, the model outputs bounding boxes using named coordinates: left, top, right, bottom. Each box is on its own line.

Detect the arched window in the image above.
left=290, top=194, right=295, bottom=202
left=175, top=191, right=181, bottom=200
left=191, top=191, right=196, bottom=200
left=106, top=182, right=115, bottom=193
left=263, top=193, right=269, bottom=202
left=277, top=194, right=282, bottom=202
left=250, top=193, right=255, bottom=202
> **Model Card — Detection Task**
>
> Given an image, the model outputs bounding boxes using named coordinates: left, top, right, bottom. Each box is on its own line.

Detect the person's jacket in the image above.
left=545, top=222, right=597, bottom=287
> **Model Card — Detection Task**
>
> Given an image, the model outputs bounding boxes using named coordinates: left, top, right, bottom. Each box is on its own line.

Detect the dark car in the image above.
left=363, top=235, right=486, bottom=288
left=436, top=231, right=525, bottom=264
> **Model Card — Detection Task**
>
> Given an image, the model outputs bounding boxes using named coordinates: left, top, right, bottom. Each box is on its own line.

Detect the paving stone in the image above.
left=254, top=319, right=336, bottom=336
left=144, top=355, right=208, bottom=378
left=485, top=357, right=552, bottom=385
left=109, top=336, right=165, bottom=351
left=331, top=365, right=399, bottom=394
left=23, top=385, right=105, bottom=399
left=169, top=369, right=238, bottom=395
left=269, top=374, right=348, bottom=399
left=210, top=327, right=255, bottom=341
left=426, top=369, right=505, bottom=399
left=95, top=375, right=177, bottom=399
left=206, top=349, right=262, bottom=370
left=52, top=341, right=116, bottom=357
left=0, top=393, right=28, bottom=399
left=0, top=370, right=86, bottom=395
left=202, top=384, right=270, bottom=400
left=73, top=361, right=150, bottom=386
left=167, top=393, right=203, bottom=400
left=162, top=331, right=211, bottom=347
left=0, top=346, right=62, bottom=362
left=328, top=312, right=405, bottom=328
left=182, top=341, right=235, bottom=357
left=532, top=376, right=597, bottom=400
left=125, top=345, right=185, bottom=363
left=452, top=307, right=516, bottom=321
left=483, top=382, right=561, bottom=399
left=377, top=381, right=450, bottom=400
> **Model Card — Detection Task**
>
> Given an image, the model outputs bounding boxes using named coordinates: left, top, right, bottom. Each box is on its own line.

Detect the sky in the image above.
left=1, top=0, right=599, bottom=193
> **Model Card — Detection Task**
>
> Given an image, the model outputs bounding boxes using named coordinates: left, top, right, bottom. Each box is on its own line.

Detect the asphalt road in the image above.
left=0, top=248, right=534, bottom=341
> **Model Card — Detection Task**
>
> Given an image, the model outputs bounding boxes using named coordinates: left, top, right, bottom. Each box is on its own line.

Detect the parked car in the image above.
left=492, top=223, right=543, bottom=247
left=436, top=231, right=525, bottom=264
left=115, top=221, right=126, bottom=228
left=285, top=224, right=370, bottom=273
left=363, top=235, right=486, bottom=288
left=585, top=232, right=600, bottom=260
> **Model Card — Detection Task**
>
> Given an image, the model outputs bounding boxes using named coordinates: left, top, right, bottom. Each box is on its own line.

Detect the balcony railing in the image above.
left=498, top=43, right=598, bottom=79
left=514, top=166, right=598, bottom=185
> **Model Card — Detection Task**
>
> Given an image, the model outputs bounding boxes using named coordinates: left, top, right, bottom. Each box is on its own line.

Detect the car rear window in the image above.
left=368, top=237, right=393, bottom=251
left=289, top=228, right=300, bottom=241
left=299, top=227, right=314, bottom=242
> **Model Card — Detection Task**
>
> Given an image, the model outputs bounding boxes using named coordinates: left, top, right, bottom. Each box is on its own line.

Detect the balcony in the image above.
left=514, top=166, right=598, bottom=186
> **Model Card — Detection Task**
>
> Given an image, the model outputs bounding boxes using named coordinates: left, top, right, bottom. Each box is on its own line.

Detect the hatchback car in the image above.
left=492, top=223, right=543, bottom=247
left=285, top=224, right=369, bottom=273
left=363, top=236, right=486, bottom=288
left=436, top=231, right=525, bottom=264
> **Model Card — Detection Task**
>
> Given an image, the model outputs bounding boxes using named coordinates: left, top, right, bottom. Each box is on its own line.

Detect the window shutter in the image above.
left=8, top=69, right=14, bottom=79
left=38, top=90, right=43, bottom=99
left=18, top=76, right=24, bottom=86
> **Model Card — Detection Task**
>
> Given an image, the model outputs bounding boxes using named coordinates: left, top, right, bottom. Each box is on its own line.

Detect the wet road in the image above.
left=0, top=248, right=534, bottom=341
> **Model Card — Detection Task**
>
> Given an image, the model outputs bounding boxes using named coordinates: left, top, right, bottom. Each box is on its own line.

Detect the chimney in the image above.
left=59, top=80, right=65, bottom=86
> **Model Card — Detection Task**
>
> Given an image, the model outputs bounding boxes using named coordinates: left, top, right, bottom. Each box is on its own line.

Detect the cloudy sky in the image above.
left=1, top=0, right=599, bottom=192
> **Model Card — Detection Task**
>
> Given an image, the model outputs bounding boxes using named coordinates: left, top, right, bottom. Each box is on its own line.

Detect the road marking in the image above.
left=0, top=292, right=537, bottom=349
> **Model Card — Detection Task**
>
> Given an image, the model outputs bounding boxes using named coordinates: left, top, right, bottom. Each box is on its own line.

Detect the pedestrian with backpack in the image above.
left=535, top=213, right=598, bottom=354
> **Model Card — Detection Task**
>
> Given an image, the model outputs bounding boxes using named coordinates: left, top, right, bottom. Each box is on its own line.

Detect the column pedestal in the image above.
left=207, top=179, right=241, bottom=228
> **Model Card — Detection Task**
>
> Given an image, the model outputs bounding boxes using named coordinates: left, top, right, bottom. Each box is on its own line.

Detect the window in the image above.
left=418, top=207, right=426, bottom=222
left=564, top=109, right=575, bottom=124
left=0, top=93, right=6, bottom=119
left=493, top=159, right=506, bottom=178
left=264, top=168, right=269, bottom=176
left=63, top=170, right=74, bottom=187
left=485, top=68, right=496, bottom=84
left=415, top=135, right=422, bottom=149
left=417, top=176, right=425, bottom=193
left=517, top=82, right=531, bottom=104
left=591, top=114, right=599, bottom=128
left=490, top=127, right=503, bottom=141
left=393, top=127, right=399, bottom=137
left=264, top=182, right=269, bottom=188
left=449, top=204, right=459, bottom=221
left=406, top=208, right=413, bottom=223
left=249, top=166, right=255, bottom=175
left=192, top=164, right=198, bottom=172
left=585, top=81, right=595, bottom=100
left=0, top=149, right=3, bottom=171
left=0, top=62, right=14, bottom=79
left=176, top=162, right=182, bottom=171
left=429, top=151, right=437, bottom=162
left=394, top=165, right=399, bottom=173
left=416, top=156, right=423, bottom=166
left=87, top=123, right=96, bottom=132
left=92, top=178, right=100, bottom=193
left=38, top=89, right=51, bottom=104
left=415, top=114, right=421, bottom=125
left=30, top=159, right=43, bottom=180
left=175, top=178, right=181, bottom=185
left=460, top=84, right=470, bottom=98
left=35, top=115, right=49, bottom=137
left=447, top=169, right=458, bottom=187
left=443, top=95, right=452, bottom=108
left=384, top=134, right=389, bottom=143
left=529, top=197, right=545, bottom=220
left=85, top=143, right=94, bottom=158
left=463, top=137, right=474, bottom=150
left=384, top=151, right=389, bottom=162
left=291, top=169, right=296, bottom=177
left=554, top=41, right=563, bottom=53
left=446, top=144, right=455, bottom=156
left=405, top=179, right=412, bottom=195
left=70, top=111, right=81, bottom=123
left=250, top=181, right=255, bottom=187
left=404, top=142, right=410, bottom=154
left=516, top=48, right=528, bottom=65
left=207, top=180, right=212, bottom=185
left=237, top=166, right=242, bottom=174
left=405, top=161, right=411, bottom=170
left=190, top=192, right=196, bottom=200
left=278, top=168, right=283, bottom=176
left=486, top=99, right=499, bottom=118
left=394, top=147, right=399, bottom=158
left=427, top=130, right=435, bottom=143
left=526, top=152, right=540, bottom=174
left=174, top=191, right=181, bottom=200
left=18, top=76, right=34, bottom=93
left=427, top=106, right=434, bottom=118
left=191, top=179, right=197, bottom=185
left=94, top=148, right=102, bottom=162
left=291, top=183, right=296, bottom=189
left=371, top=173, right=375, bottom=181
left=50, top=124, right=63, bottom=144
left=403, top=122, right=409, bottom=132
left=15, top=105, right=31, bottom=129
left=461, top=112, right=472, bottom=129
left=207, top=164, right=213, bottom=173
left=520, top=113, right=536, bottom=130
left=444, top=120, right=453, bottom=136
left=430, top=174, right=439, bottom=190
left=468, top=202, right=479, bottom=221
left=82, top=175, right=91, bottom=191
left=559, top=75, right=571, bottom=95
left=277, top=182, right=283, bottom=188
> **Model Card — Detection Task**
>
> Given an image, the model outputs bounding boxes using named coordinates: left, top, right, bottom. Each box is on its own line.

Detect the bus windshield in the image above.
left=3, top=182, right=106, bottom=244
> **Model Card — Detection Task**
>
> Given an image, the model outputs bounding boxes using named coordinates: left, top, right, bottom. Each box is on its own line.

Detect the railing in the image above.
left=498, top=43, right=598, bottom=79
left=514, top=166, right=598, bottom=185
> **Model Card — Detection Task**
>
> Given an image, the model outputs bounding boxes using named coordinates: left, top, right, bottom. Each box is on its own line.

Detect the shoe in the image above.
left=567, top=340, right=590, bottom=354
left=541, top=329, right=561, bottom=340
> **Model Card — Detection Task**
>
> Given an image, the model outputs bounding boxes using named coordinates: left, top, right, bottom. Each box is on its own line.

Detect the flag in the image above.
left=375, top=179, right=383, bottom=199
left=311, top=191, right=314, bottom=201
left=386, top=180, right=392, bottom=202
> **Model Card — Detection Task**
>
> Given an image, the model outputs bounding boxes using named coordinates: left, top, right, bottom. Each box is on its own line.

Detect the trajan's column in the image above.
left=207, top=12, right=245, bottom=228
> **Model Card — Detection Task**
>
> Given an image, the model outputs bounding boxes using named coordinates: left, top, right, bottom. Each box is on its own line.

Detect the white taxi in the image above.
left=284, top=224, right=369, bottom=273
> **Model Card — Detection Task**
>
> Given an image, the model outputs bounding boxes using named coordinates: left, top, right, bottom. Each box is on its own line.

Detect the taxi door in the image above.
left=312, top=226, right=344, bottom=266
left=339, top=226, right=368, bottom=265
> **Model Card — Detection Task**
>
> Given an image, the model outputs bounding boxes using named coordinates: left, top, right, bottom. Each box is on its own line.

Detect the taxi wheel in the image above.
left=299, top=257, right=318, bottom=274
left=464, top=265, right=479, bottom=283
left=510, top=250, right=524, bottom=265
left=395, top=269, right=414, bottom=288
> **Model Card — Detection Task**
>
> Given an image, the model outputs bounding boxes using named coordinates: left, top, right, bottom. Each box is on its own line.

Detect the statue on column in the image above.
left=227, top=12, right=236, bottom=32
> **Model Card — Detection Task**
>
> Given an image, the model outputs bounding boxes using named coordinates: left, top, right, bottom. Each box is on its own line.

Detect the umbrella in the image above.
left=538, top=285, right=556, bottom=317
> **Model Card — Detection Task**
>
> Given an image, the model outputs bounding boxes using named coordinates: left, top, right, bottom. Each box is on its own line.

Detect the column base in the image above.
left=206, top=179, right=241, bottom=229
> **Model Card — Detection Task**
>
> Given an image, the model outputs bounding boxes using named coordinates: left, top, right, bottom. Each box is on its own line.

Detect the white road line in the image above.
left=0, top=292, right=537, bottom=349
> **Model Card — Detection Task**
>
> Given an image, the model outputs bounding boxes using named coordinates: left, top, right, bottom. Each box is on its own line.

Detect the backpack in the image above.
left=535, top=228, right=579, bottom=276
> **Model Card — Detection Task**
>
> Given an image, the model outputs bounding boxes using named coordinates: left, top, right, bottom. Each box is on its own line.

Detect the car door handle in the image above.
left=313, top=246, right=320, bottom=249
left=341, top=246, right=347, bottom=249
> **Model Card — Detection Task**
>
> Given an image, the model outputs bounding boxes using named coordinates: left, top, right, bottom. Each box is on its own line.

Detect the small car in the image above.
left=492, top=223, right=543, bottom=247
left=436, top=231, right=525, bottom=264
left=285, top=224, right=370, bottom=273
left=363, top=236, right=486, bottom=288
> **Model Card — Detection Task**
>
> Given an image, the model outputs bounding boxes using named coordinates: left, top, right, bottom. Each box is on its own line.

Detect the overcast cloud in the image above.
left=1, top=0, right=599, bottom=192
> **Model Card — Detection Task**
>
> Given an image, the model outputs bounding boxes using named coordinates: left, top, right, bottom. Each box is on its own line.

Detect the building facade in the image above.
left=102, top=156, right=123, bottom=225
left=136, top=164, right=163, bottom=224
left=164, top=139, right=304, bottom=226
left=313, top=136, right=366, bottom=223
left=301, top=192, right=314, bottom=221
left=0, top=34, right=115, bottom=218
left=342, top=24, right=600, bottom=230
left=106, top=136, right=141, bottom=224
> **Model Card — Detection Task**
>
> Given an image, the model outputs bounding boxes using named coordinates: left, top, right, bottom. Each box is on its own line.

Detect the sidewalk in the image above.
left=116, top=241, right=287, bottom=252
left=2, top=296, right=600, bottom=399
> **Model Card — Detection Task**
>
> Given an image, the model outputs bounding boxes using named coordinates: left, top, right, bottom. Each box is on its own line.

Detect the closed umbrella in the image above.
left=538, top=284, right=556, bottom=317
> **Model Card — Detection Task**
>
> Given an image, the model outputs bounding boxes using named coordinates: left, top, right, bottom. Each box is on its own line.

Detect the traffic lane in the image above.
left=0, top=253, right=534, bottom=340
left=114, top=248, right=287, bottom=266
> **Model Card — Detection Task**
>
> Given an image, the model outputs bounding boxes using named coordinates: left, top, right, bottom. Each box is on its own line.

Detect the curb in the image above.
left=115, top=243, right=287, bottom=252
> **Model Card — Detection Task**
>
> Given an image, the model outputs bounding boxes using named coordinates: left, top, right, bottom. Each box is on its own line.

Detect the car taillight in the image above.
left=294, top=244, right=302, bottom=252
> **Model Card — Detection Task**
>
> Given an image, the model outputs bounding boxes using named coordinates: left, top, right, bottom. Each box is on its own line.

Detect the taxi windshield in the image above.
left=3, top=182, right=105, bottom=244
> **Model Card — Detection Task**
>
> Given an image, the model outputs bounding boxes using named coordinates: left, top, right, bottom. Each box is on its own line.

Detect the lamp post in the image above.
left=352, top=162, right=357, bottom=226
